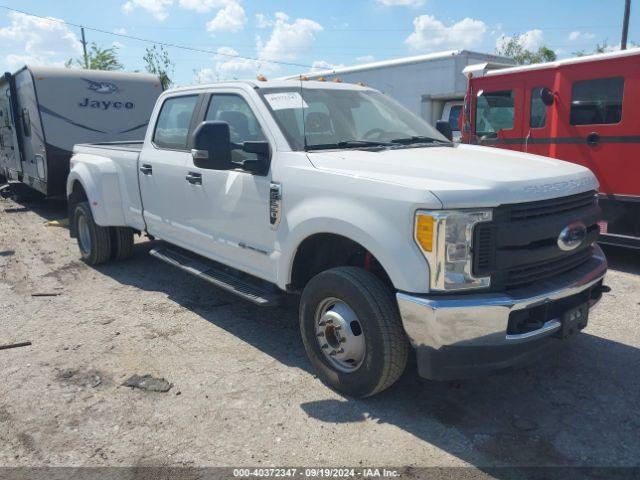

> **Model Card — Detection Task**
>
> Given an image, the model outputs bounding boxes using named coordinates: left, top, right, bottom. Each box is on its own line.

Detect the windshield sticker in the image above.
left=264, top=92, right=308, bottom=110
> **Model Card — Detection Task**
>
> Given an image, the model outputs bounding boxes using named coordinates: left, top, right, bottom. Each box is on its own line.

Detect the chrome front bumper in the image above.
left=397, top=245, right=608, bottom=379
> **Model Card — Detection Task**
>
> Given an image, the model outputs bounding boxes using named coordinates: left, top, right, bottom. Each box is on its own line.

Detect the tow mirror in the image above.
left=240, top=141, right=271, bottom=175
left=540, top=87, right=555, bottom=106
left=191, top=121, right=232, bottom=169
left=436, top=120, right=453, bottom=142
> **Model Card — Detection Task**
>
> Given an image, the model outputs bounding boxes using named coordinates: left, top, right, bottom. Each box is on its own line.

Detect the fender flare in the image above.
left=66, top=159, right=126, bottom=227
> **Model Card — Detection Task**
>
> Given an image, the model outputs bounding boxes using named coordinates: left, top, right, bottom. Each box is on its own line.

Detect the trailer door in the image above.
left=0, top=83, right=21, bottom=180
left=555, top=58, right=640, bottom=196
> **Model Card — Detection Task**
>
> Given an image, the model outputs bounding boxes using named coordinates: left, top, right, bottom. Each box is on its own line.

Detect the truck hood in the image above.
left=306, top=144, right=598, bottom=208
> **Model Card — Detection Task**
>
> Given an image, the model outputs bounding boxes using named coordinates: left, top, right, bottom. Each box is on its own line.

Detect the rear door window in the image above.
left=153, top=95, right=198, bottom=150
left=570, top=77, right=624, bottom=125
left=475, top=90, right=514, bottom=136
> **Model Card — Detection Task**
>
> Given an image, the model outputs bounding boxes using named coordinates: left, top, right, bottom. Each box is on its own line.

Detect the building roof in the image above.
left=467, top=47, right=640, bottom=78
left=282, top=50, right=514, bottom=80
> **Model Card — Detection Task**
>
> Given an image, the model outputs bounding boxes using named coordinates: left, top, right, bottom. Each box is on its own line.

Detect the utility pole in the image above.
left=621, top=0, right=631, bottom=50
left=81, top=27, right=89, bottom=68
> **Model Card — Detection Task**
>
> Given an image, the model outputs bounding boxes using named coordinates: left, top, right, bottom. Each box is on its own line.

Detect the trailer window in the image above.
left=570, top=77, right=624, bottom=125
left=153, top=95, right=198, bottom=150
left=475, top=90, right=514, bottom=136
left=530, top=87, right=548, bottom=128
left=21, top=108, right=31, bottom=137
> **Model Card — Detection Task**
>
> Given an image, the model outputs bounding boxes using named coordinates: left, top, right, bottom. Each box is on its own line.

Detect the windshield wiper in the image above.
left=305, top=140, right=393, bottom=151
left=389, top=135, right=449, bottom=145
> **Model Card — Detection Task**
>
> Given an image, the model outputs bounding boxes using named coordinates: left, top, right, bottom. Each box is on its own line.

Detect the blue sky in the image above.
left=0, top=0, right=637, bottom=85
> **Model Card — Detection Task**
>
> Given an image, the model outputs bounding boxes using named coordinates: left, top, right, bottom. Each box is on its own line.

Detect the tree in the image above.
left=496, top=36, right=557, bottom=65
left=66, top=42, right=123, bottom=70
left=143, top=45, right=174, bottom=89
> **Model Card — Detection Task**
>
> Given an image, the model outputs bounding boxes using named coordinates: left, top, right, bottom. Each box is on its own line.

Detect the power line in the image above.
left=0, top=4, right=315, bottom=69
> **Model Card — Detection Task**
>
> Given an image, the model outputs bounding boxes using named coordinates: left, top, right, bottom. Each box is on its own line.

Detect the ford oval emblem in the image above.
left=558, top=222, right=587, bottom=251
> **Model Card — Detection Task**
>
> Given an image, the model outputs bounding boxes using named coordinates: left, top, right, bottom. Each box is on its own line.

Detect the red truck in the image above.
left=460, top=49, right=640, bottom=248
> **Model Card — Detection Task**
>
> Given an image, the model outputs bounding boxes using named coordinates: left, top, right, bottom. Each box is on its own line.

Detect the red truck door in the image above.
left=472, top=80, right=525, bottom=152
left=521, top=70, right=557, bottom=158
left=553, top=58, right=640, bottom=196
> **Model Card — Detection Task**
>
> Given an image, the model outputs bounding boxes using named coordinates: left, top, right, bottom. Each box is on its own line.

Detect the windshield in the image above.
left=259, top=87, right=449, bottom=150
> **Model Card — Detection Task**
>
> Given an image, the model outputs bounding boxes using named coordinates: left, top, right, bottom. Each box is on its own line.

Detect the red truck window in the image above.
left=475, top=90, right=514, bottom=137
left=570, top=77, right=624, bottom=126
left=530, top=87, right=548, bottom=129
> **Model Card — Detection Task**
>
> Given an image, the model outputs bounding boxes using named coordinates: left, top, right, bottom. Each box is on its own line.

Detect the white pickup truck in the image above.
left=67, top=80, right=607, bottom=397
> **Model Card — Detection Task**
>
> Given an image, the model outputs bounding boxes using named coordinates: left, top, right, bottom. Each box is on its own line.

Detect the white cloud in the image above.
left=311, top=60, right=346, bottom=72
left=405, top=15, right=487, bottom=50
left=255, top=13, right=273, bottom=29
left=496, top=29, right=544, bottom=52
left=356, top=55, right=375, bottom=63
left=206, top=0, right=246, bottom=33
left=375, top=0, right=425, bottom=6
left=569, top=31, right=595, bottom=41
left=257, top=12, right=323, bottom=62
left=0, top=12, right=82, bottom=69
left=122, top=0, right=173, bottom=21
left=179, top=0, right=229, bottom=12
left=194, top=46, right=263, bottom=82
left=113, top=27, right=128, bottom=35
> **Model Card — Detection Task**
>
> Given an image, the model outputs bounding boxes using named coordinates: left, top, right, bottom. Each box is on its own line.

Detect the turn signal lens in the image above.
left=415, top=214, right=434, bottom=252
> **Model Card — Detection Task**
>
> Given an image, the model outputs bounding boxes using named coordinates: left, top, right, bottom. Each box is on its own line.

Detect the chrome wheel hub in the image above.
left=315, top=298, right=365, bottom=373
left=77, top=214, right=91, bottom=255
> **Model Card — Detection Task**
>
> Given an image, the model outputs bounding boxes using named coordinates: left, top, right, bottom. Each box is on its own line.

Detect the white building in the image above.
left=286, top=50, right=514, bottom=138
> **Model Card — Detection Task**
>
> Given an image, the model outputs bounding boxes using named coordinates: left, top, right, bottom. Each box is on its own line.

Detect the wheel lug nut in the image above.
left=321, top=344, right=328, bottom=349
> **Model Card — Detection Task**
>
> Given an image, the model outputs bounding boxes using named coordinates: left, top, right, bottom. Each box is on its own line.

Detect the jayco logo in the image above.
left=78, top=78, right=135, bottom=110
left=78, top=98, right=135, bottom=110
left=83, top=79, right=119, bottom=94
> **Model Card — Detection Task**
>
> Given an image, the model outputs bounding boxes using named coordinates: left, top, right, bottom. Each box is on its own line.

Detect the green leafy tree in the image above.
left=496, top=36, right=557, bottom=65
left=143, top=45, right=174, bottom=89
left=66, top=42, right=123, bottom=70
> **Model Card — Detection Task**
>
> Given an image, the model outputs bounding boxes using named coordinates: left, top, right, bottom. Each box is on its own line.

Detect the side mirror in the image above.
left=435, top=120, right=453, bottom=142
left=240, top=141, right=271, bottom=175
left=540, top=87, right=555, bottom=106
left=191, top=121, right=232, bottom=169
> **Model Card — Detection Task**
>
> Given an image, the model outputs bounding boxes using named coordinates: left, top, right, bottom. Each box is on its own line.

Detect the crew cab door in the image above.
left=138, top=93, right=201, bottom=244
left=181, top=90, right=277, bottom=282
left=554, top=60, right=640, bottom=196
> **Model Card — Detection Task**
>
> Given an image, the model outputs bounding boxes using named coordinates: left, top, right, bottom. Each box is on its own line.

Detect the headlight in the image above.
left=414, top=209, right=492, bottom=291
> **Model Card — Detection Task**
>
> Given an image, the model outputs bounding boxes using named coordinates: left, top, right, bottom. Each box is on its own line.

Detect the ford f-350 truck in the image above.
left=67, top=80, right=607, bottom=397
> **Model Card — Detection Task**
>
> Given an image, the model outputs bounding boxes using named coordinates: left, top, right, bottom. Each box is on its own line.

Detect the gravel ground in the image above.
left=0, top=194, right=639, bottom=471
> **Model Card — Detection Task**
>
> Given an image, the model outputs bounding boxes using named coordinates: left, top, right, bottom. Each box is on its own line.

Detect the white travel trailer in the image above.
left=0, top=66, right=163, bottom=196
left=286, top=50, right=514, bottom=141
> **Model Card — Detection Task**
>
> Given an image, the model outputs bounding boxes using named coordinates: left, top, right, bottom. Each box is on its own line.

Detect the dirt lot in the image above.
left=1, top=194, right=639, bottom=471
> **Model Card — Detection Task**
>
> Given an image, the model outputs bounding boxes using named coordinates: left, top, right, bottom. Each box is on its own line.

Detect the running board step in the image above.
left=149, top=246, right=283, bottom=306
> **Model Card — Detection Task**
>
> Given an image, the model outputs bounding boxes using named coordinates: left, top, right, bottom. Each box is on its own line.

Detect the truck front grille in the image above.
left=473, top=191, right=600, bottom=291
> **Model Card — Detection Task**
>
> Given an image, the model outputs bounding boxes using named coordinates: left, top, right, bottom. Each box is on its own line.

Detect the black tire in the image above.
left=111, top=226, right=135, bottom=261
left=73, top=202, right=112, bottom=265
left=299, top=267, right=409, bottom=398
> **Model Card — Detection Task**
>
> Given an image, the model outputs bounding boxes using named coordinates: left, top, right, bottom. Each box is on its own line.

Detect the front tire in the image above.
left=111, top=226, right=135, bottom=261
left=73, top=202, right=111, bottom=265
left=300, top=267, right=409, bottom=398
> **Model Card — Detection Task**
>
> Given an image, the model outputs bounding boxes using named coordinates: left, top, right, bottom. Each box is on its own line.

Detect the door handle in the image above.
left=139, top=164, right=153, bottom=175
left=185, top=172, right=202, bottom=185
left=586, top=132, right=600, bottom=147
